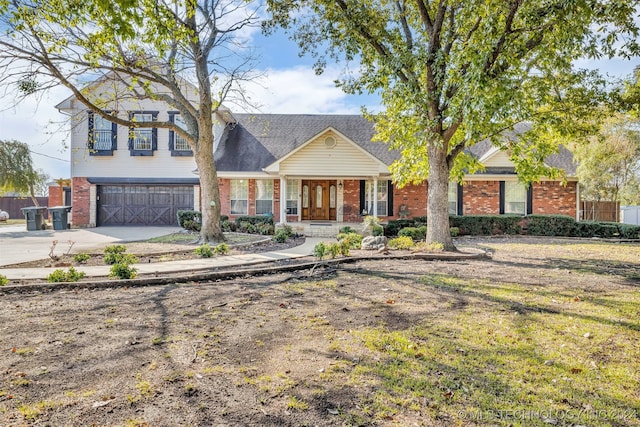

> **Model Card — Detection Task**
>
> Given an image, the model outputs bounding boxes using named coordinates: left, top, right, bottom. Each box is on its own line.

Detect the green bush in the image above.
left=0, top=274, right=8, bottom=286
left=313, top=242, right=328, bottom=260
left=388, top=236, right=414, bottom=250
left=327, top=242, right=341, bottom=259
left=617, top=223, right=640, bottom=239
left=273, top=229, right=289, bottom=243
left=214, top=243, right=230, bottom=255
left=449, top=227, right=460, bottom=237
left=47, top=267, right=86, bottom=283
left=338, top=240, right=351, bottom=257
left=109, top=263, right=137, bottom=280
left=195, top=244, right=214, bottom=258
left=73, top=253, right=90, bottom=263
left=256, top=223, right=275, bottom=235
left=234, top=215, right=274, bottom=227
left=337, top=232, right=362, bottom=249
left=372, top=225, right=384, bottom=236
left=103, top=245, right=127, bottom=265
left=449, top=215, right=522, bottom=235
left=237, top=221, right=257, bottom=234
left=384, top=219, right=416, bottom=237
left=526, top=215, right=575, bottom=236
left=339, top=226, right=354, bottom=234
left=412, top=215, right=428, bottom=225
left=398, top=225, right=427, bottom=241
left=177, top=210, right=202, bottom=231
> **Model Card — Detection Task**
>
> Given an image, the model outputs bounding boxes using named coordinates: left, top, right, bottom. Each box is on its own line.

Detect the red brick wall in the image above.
left=390, top=182, right=428, bottom=220
left=342, top=180, right=362, bottom=222
left=462, top=181, right=500, bottom=214
left=533, top=181, right=577, bottom=218
left=48, top=185, right=63, bottom=207
left=71, top=177, right=91, bottom=227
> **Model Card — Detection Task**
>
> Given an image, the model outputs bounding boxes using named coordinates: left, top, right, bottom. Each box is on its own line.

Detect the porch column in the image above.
left=280, top=176, right=287, bottom=224
left=373, top=177, right=378, bottom=217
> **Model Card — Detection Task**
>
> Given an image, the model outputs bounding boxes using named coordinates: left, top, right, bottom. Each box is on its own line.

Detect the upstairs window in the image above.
left=128, top=111, right=158, bottom=156
left=168, top=112, right=193, bottom=157
left=88, top=111, right=117, bottom=156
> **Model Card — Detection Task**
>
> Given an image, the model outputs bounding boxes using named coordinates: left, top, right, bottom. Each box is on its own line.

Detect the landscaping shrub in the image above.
left=327, top=242, right=341, bottom=259
left=449, top=215, right=521, bottom=235
left=234, top=215, right=274, bottom=227
left=73, top=253, right=90, bottom=263
left=47, top=267, right=86, bottom=283
left=449, top=227, right=460, bottom=237
left=313, top=242, right=328, bottom=260
left=214, top=243, right=229, bottom=255
left=177, top=210, right=202, bottom=232
left=337, top=232, right=362, bottom=249
left=398, top=225, right=427, bottom=241
left=617, top=223, right=640, bottom=239
left=273, top=229, right=289, bottom=243
left=384, top=219, right=415, bottom=237
left=388, top=236, right=414, bottom=250
left=372, top=225, right=384, bottom=236
left=572, top=221, right=603, bottom=238
left=0, top=274, right=8, bottom=286
left=109, top=263, right=137, bottom=280
left=195, top=244, right=214, bottom=258
left=103, top=245, right=128, bottom=265
left=526, top=215, right=575, bottom=236
left=256, top=223, right=275, bottom=235
left=237, top=221, right=257, bottom=234
left=339, top=226, right=354, bottom=234
left=412, top=215, right=428, bottom=225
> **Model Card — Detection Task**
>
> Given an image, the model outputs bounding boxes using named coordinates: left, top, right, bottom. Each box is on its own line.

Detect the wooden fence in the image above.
left=580, top=201, right=620, bottom=222
left=0, top=197, right=49, bottom=220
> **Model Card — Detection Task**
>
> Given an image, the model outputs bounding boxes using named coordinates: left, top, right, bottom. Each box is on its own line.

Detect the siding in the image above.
left=277, top=131, right=388, bottom=176
left=483, top=150, right=514, bottom=168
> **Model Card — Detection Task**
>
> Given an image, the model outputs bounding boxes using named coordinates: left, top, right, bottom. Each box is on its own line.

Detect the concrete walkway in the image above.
left=1, top=238, right=328, bottom=281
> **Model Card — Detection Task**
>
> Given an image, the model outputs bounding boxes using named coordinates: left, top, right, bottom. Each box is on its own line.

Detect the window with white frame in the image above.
left=230, top=179, right=248, bottom=215
left=448, top=182, right=458, bottom=215
left=168, top=113, right=193, bottom=156
left=255, top=180, right=273, bottom=215
left=365, top=180, right=389, bottom=216
left=505, top=181, right=526, bottom=214
left=286, top=179, right=298, bottom=215
left=128, top=111, right=157, bottom=155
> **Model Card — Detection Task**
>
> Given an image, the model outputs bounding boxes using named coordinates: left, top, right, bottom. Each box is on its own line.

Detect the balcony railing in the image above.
left=132, top=129, right=153, bottom=150
left=91, top=129, right=113, bottom=150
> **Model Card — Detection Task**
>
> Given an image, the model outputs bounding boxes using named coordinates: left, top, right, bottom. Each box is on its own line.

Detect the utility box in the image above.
left=49, top=206, right=72, bottom=230
left=21, top=206, right=47, bottom=231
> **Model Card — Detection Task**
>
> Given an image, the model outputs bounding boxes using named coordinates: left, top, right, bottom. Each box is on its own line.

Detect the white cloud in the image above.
left=237, top=65, right=378, bottom=114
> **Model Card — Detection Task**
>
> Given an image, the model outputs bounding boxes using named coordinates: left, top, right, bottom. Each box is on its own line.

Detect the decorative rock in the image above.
left=362, top=236, right=387, bottom=250
left=0, top=211, right=9, bottom=221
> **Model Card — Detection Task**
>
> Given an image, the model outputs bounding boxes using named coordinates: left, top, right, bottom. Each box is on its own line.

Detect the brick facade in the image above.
left=48, top=185, right=63, bottom=207
left=341, top=179, right=361, bottom=222
left=71, top=177, right=92, bottom=227
left=532, top=181, right=577, bottom=218
left=462, top=181, right=500, bottom=214
left=390, top=182, right=428, bottom=220
left=218, top=178, right=282, bottom=222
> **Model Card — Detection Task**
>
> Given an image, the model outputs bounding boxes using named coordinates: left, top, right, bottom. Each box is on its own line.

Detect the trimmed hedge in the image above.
left=385, top=214, right=640, bottom=240
left=177, top=210, right=202, bottom=231
left=234, top=215, right=274, bottom=226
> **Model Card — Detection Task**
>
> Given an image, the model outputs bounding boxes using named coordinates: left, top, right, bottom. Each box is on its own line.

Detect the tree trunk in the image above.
left=195, top=124, right=224, bottom=243
left=426, top=145, right=455, bottom=251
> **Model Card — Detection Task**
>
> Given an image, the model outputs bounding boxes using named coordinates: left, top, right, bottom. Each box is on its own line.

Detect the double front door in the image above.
left=301, top=180, right=337, bottom=221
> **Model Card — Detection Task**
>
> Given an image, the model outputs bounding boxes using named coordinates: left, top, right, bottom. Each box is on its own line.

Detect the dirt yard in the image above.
left=1, top=237, right=639, bottom=426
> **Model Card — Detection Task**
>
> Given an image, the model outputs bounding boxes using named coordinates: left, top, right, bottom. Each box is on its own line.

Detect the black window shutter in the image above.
left=151, top=112, right=158, bottom=151
left=499, top=181, right=505, bottom=214
left=387, top=180, right=394, bottom=216
left=457, top=183, right=464, bottom=216
left=359, top=180, right=366, bottom=215
left=168, top=112, right=175, bottom=151
left=87, top=112, right=94, bottom=149
left=527, top=185, right=533, bottom=215
left=111, top=121, right=117, bottom=150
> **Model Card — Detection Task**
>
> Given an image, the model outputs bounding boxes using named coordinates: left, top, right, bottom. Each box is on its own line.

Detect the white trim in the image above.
left=464, top=174, right=578, bottom=182
left=478, top=146, right=502, bottom=163
left=280, top=177, right=287, bottom=224
left=263, top=127, right=390, bottom=173
left=218, top=171, right=274, bottom=178
left=576, top=183, right=580, bottom=221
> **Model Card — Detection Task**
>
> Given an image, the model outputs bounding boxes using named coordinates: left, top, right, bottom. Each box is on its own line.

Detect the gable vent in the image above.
left=324, top=136, right=336, bottom=148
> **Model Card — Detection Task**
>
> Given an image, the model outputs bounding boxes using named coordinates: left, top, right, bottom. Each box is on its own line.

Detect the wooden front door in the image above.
left=301, top=180, right=337, bottom=221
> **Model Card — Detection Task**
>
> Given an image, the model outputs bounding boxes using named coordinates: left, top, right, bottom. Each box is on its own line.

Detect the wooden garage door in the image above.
left=98, top=185, right=194, bottom=226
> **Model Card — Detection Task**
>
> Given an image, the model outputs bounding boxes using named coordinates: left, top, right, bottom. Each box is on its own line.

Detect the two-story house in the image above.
left=56, top=80, right=578, bottom=228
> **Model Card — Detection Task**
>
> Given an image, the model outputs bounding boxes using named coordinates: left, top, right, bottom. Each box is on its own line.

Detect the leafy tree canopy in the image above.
left=0, top=139, right=46, bottom=203
left=266, top=0, right=640, bottom=248
left=0, top=0, right=261, bottom=241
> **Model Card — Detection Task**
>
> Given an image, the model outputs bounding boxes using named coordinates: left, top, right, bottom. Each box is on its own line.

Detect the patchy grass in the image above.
left=146, top=231, right=266, bottom=245
left=0, top=219, right=25, bottom=226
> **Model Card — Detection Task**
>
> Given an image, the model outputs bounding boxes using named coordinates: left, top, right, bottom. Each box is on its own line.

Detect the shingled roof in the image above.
left=214, top=113, right=576, bottom=176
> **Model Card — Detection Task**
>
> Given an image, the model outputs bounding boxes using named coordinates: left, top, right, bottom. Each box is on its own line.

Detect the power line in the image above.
left=29, top=149, right=69, bottom=162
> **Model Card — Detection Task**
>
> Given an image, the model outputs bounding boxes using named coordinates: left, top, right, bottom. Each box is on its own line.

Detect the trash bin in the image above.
left=49, top=206, right=72, bottom=230
left=21, top=206, right=47, bottom=231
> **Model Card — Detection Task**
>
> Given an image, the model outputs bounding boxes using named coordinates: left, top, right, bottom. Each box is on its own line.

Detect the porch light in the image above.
left=338, top=181, right=343, bottom=190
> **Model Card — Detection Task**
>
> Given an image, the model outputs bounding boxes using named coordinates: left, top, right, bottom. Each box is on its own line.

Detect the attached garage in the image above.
left=97, top=185, right=194, bottom=226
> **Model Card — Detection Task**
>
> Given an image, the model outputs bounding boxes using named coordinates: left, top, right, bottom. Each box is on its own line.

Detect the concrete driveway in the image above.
left=0, top=226, right=181, bottom=266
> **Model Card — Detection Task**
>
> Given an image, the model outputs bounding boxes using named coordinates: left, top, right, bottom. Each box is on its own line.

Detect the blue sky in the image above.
left=0, top=26, right=638, bottom=185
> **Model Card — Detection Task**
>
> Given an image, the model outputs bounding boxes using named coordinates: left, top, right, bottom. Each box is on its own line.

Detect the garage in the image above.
left=97, top=185, right=194, bottom=226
